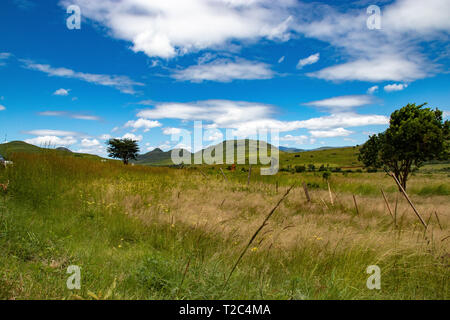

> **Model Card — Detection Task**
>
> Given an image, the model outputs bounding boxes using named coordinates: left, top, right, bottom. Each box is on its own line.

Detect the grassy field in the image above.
left=0, top=152, right=449, bottom=300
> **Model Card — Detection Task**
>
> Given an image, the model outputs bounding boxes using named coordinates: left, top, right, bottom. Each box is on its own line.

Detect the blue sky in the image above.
left=0, top=0, right=449, bottom=156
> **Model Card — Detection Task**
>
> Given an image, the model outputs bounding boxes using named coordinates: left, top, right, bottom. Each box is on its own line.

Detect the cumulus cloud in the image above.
left=384, top=83, right=409, bottom=92
left=296, top=53, right=319, bottom=69
left=280, top=134, right=311, bottom=145
left=310, top=127, right=353, bottom=138
left=25, top=136, right=77, bottom=147
left=308, top=56, right=427, bottom=82
left=22, top=60, right=144, bottom=94
left=124, top=118, right=162, bottom=132
left=172, top=59, right=274, bottom=82
left=162, top=127, right=183, bottom=135
left=80, top=138, right=101, bottom=148
left=53, top=88, right=70, bottom=96
left=137, top=99, right=388, bottom=136
left=0, top=105, right=5, bottom=111
left=61, top=0, right=297, bottom=59
left=367, top=86, right=379, bottom=94
left=295, top=0, right=449, bottom=83
left=121, top=133, right=143, bottom=141
left=304, top=95, right=374, bottom=112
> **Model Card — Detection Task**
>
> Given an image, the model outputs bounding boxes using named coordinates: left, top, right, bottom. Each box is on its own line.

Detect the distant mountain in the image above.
left=56, top=147, right=73, bottom=153
left=279, top=146, right=305, bottom=153
left=134, top=147, right=191, bottom=165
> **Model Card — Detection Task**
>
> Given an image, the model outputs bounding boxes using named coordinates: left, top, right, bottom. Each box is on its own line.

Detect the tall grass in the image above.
left=0, top=153, right=448, bottom=299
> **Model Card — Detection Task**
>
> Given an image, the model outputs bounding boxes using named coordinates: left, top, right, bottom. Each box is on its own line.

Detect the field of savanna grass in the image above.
left=0, top=151, right=449, bottom=300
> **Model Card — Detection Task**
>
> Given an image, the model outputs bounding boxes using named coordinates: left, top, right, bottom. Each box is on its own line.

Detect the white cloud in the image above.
left=310, top=127, right=353, bottom=138
left=295, top=113, right=388, bottom=130
left=0, top=52, right=11, bottom=66
left=280, top=134, right=310, bottom=145
left=137, top=99, right=388, bottom=137
left=24, top=129, right=80, bottom=137
left=25, top=136, right=77, bottom=147
left=296, top=53, right=319, bottom=69
left=278, top=56, right=285, bottom=63
left=22, top=60, right=144, bottom=94
left=39, top=111, right=101, bottom=121
left=124, top=118, right=162, bottom=132
left=204, top=130, right=223, bottom=142
left=172, top=59, right=274, bottom=82
left=158, top=143, right=172, bottom=151
left=304, top=95, right=374, bottom=112
left=294, top=0, right=449, bottom=83
left=121, top=133, right=143, bottom=141
left=162, top=127, right=182, bottom=135
left=443, top=111, right=449, bottom=118
left=384, top=83, right=409, bottom=92
left=61, top=0, right=297, bottom=59
left=0, top=53, right=11, bottom=59
left=80, top=138, right=101, bottom=148
left=53, top=88, right=70, bottom=96
left=0, top=105, right=5, bottom=111
left=367, top=86, right=379, bottom=94
left=308, top=56, right=426, bottom=82
left=383, top=0, right=450, bottom=34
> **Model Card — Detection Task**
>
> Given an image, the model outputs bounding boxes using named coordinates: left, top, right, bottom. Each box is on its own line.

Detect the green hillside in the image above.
left=0, top=141, right=104, bottom=161
left=280, top=146, right=362, bottom=168
left=134, top=140, right=362, bottom=168
left=134, top=148, right=182, bottom=166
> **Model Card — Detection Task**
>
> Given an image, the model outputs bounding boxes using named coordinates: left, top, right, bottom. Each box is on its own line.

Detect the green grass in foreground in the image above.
left=0, top=152, right=448, bottom=299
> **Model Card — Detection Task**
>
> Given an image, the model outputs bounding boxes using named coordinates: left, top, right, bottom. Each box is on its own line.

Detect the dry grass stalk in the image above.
left=327, top=181, right=334, bottom=205
left=381, top=188, right=394, bottom=220
left=302, top=182, right=311, bottom=202
left=224, top=184, right=295, bottom=288
left=219, top=168, right=228, bottom=182
left=352, top=194, right=359, bottom=215
left=390, top=173, right=427, bottom=229
left=434, top=211, right=443, bottom=231
left=198, top=169, right=207, bottom=179
left=247, top=165, right=252, bottom=186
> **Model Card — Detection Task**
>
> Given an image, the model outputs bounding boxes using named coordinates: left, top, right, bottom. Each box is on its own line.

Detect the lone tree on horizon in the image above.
left=359, top=103, right=449, bottom=191
left=107, top=138, right=140, bottom=165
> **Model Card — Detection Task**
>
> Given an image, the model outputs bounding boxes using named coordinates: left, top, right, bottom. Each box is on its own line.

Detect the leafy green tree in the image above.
left=107, top=138, right=140, bottom=165
left=359, top=103, right=449, bottom=190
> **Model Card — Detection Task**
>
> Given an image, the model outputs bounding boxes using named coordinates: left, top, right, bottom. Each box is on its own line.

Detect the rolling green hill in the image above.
left=134, top=140, right=362, bottom=168
left=0, top=141, right=104, bottom=161
left=0, top=140, right=363, bottom=168
left=134, top=148, right=186, bottom=166
left=280, top=146, right=362, bottom=168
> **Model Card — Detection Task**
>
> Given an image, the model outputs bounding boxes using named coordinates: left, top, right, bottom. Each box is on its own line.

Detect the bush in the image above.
left=322, top=171, right=331, bottom=181
left=295, top=165, right=306, bottom=173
